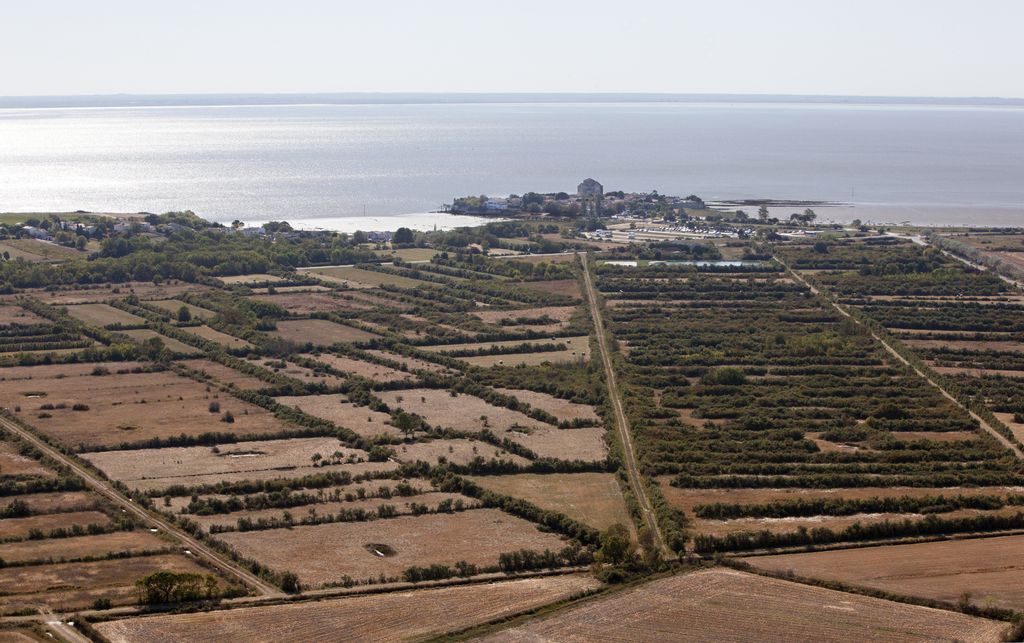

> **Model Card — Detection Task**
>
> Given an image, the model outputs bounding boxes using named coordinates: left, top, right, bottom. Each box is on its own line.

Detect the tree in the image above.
left=352, top=230, right=368, bottom=244
left=393, top=411, right=416, bottom=439
left=231, top=219, right=244, bottom=229
left=177, top=305, right=192, bottom=323
left=758, top=205, right=769, bottom=222
left=393, top=227, right=414, bottom=244
left=280, top=571, right=301, bottom=593
left=803, top=208, right=817, bottom=223
left=600, top=523, right=633, bottom=564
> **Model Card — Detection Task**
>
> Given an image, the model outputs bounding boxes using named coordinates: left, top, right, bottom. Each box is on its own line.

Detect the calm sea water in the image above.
left=1, top=101, right=1023, bottom=228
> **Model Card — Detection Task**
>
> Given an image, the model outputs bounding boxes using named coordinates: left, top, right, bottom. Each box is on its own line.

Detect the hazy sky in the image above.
left=4, top=0, right=1023, bottom=97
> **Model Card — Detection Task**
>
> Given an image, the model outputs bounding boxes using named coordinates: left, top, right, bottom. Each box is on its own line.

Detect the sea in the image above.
left=1, top=94, right=1023, bottom=230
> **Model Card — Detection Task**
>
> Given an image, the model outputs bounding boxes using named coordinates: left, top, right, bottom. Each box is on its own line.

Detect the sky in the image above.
left=4, top=0, right=1024, bottom=98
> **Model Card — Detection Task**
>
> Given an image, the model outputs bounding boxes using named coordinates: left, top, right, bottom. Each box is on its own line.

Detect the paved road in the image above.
left=579, top=256, right=672, bottom=558
left=0, top=413, right=283, bottom=597
left=778, top=258, right=1024, bottom=460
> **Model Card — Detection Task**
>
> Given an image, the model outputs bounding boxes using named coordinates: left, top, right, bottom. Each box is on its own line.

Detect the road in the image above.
left=777, top=258, right=1024, bottom=460
left=0, top=413, right=283, bottom=597
left=579, top=255, right=672, bottom=558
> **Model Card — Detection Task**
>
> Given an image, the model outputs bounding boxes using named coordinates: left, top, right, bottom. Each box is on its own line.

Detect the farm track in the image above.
left=777, top=257, right=1024, bottom=460
left=579, top=255, right=671, bottom=557
left=0, top=413, right=284, bottom=598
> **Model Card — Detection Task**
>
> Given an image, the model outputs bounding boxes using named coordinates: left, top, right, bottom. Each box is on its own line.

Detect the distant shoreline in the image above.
left=2, top=92, right=1024, bottom=110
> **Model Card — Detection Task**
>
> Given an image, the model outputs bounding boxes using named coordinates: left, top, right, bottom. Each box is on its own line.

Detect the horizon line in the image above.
left=2, top=91, right=1023, bottom=109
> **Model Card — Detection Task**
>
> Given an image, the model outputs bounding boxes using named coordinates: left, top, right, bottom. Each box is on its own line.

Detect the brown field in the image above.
left=96, top=574, right=601, bottom=643
left=164, top=480, right=433, bottom=514
left=483, top=568, right=1006, bottom=643
left=83, top=437, right=378, bottom=485
left=249, top=292, right=371, bottom=315
left=6, top=281, right=208, bottom=305
left=0, top=530, right=169, bottom=564
left=271, top=319, right=379, bottom=346
left=503, top=425, right=608, bottom=462
left=215, top=508, right=568, bottom=586
left=64, top=303, right=146, bottom=327
left=394, top=439, right=531, bottom=467
left=6, top=491, right=99, bottom=514
left=253, top=358, right=348, bottom=388
left=375, top=388, right=543, bottom=432
left=364, top=349, right=454, bottom=374
left=1, top=368, right=289, bottom=449
left=0, top=554, right=225, bottom=612
left=0, top=361, right=148, bottom=382
left=462, top=350, right=589, bottom=368
left=144, top=299, right=215, bottom=320
left=472, top=305, right=578, bottom=325
left=179, top=359, right=270, bottom=390
left=188, top=492, right=475, bottom=533
left=115, top=329, right=203, bottom=355
left=0, top=626, right=47, bottom=642
left=469, top=473, right=631, bottom=531
left=0, top=511, right=110, bottom=539
left=420, top=335, right=588, bottom=357
left=302, top=353, right=413, bottom=383
left=995, top=413, right=1024, bottom=442
left=300, top=266, right=429, bottom=289
left=0, top=305, right=44, bottom=326
left=0, top=441, right=54, bottom=478
left=494, top=388, right=599, bottom=422
left=517, top=278, right=581, bottom=299
left=274, top=394, right=397, bottom=438
left=127, top=461, right=396, bottom=494
left=179, top=325, right=253, bottom=350
left=218, top=273, right=286, bottom=284
left=743, top=534, right=1024, bottom=611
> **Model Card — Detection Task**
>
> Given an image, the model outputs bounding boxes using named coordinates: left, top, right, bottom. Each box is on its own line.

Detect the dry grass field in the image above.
left=375, top=388, right=543, bottom=432
left=6, top=491, right=99, bottom=514
left=0, top=441, right=54, bottom=477
left=215, top=508, right=568, bottom=586
left=96, top=574, right=601, bottom=643
left=64, top=303, right=146, bottom=327
left=0, top=554, right=224, bottom=612
left=0, top=304, right=44, bottom=325
left=394, top=439, right=531, bottom=467
left=271, top=319, right=379, bottom=346
left=742, top=534, right=1024, bottom=611
left=472, top=305, right=578, bottom=325
left=301, top=353, right=413, bottom=383
left=0, top=530, right=169, bottom=564
left=179, top=359, right=271, bottom=390
left=457, top=341, right=590, bottom=367
left=187, top=492, right=475, bottom=533
left=127, top=460, right=395, bottom=494
left=83, top=437, right=373, bottom=484
left=179, top=325, right=253, bottom=350
left=0, top=361, right=148, bottom=381
left=903, top=338, right=1024, bottom=353
left=483, top=568, right=1007, bottom=642
left=218, top=274, right=286, bottom=284
left=274, top=394, right=397, bottom=438
left=503, top=425, right=608, bottom=462
left=517, top=278, right=582, bottom=299
left=374, top=247, right=439, bottom=262
left=249, top=292, right=371, bottom=315
left=0, top=511, right=111, bottom=539
left=116, top=329, right=203, bottom=355
left=300, top=266, right=429, bottom=289
left=1, top=367, right=289, bottom=449
left=364, top=349, right=453, bottom=373
left=393, top=440, right=528, bottom=464
left=0, top=239, right=83, bottom=262
left=494, top=388, right=599, bottom=422
left=144, top=299, right=215, bottom=320
left=469, top=473, right=631, bottom=531
left=5, top=281, right=207, bottom=305
left=253, top=358, right=347, bottom=388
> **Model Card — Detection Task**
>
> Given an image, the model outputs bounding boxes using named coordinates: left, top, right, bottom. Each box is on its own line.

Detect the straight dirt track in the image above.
left=580, top=255, right=670, bottom=556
